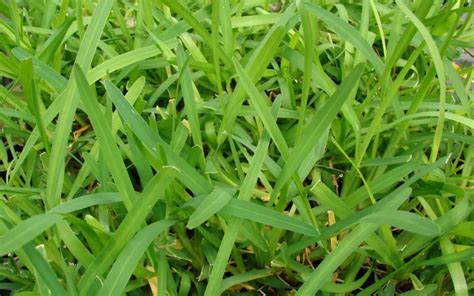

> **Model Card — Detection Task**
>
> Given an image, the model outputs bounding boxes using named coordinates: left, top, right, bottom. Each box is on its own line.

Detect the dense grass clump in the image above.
left=0, top=0, right=473, bottom=295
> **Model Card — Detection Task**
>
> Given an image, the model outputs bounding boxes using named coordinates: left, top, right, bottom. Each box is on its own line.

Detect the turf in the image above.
left=0, top=0, right=473, bottom=295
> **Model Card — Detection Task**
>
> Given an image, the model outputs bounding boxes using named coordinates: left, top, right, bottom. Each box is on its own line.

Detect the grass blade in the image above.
left=232, top=57, right=290, bottom=157
left=204, top=132, right=271, bottom=296
left=45, top=0, right=114, bottom=208
left=104, top=81, right=212, bottom=194
left=36, top=17, right=74, bottom=63
left=19, top=58, right=50, bottom=154
left=86, top=45, right=160, bottom=83
left=187, top=187, right=234, bottom=229
left=273, top=63, right=364, bottom=195
left=0, top=214, right=63, bottom=256
left=99, top=220, right=175, bottom=296
left=220, top=199, right=319, bottom=236
left=360, top=210, right=441, bottom=236
left=74, top=65, right=136, bottom=209
left=303, top=3, right=384, bottom=74
left=395, top=0, right=446, bottom=162
left=217, top=5, right=295, bottom=144
left=78, top=167, right=178, bottom=294
left=177, top=43, right=203, bottom=148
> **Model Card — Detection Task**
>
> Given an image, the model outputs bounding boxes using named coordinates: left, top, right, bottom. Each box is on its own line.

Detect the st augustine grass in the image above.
left=0, top=0, right=473, bottom=295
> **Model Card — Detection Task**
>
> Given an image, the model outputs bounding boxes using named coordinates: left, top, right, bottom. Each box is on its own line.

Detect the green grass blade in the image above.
left=302, top=3, right=384, bottom=75
left=440, top=238, right=469, bottom=296
left=45, top=0, right=114, bottom=208
left=287, top=187, right=413, bottom=256
left=0, top=193, right=120, bottom=268
left=220, top=268, right=275, bottom=293
left=12, top=47, right=68, bottom=92
left=231, top=14, right=282, bottom=28
left=50, top=192, right=121, bottom=214
left=104, top=80, right=212, bottom=194
left=220, top=199, right=319, bottom=236
left=297, top=224, right=378, bottom=295
left=0, top=214, right=63, bottom=256
left=321, top=270, right=371, bottom=293
left=187, top=187, right=234, bottom=229
left=217, top=5, right=295, bottom=144
left=232, top=57, right=290, bottom=157
left=273, top=63, right=364, bottom=195
left=78, top=167, right=178, bottom=294
left=159, top=0, right=232, bottom=67
left=17, top=244, right=67, bottom=295
left=177, top=43, right=203, bottom=148
left=204, top=132, right=271, bottom=296
left=19, top=58, right=50, bottom=154
left=86, top=45, right=161, bottom=83
left=295, top=187, right=413, bottom=295
left=36, top=17, right=74, bottom=64
left=98, top=220, right=175, bottom=296
left=395, top=0, right=446, bottom=162
left=360, top=210, right=441, bottom=236
left=74, top=65, right=136, bottom=209
left=66, top=76, right=146, bottom=200
left=74, top=0, right=114, bottom=70
left=219, top=0, right=233, bottom=57
left=420, top=247, right=474, bottom=266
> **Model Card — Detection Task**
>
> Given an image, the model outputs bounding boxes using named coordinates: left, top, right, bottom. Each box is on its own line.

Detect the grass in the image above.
left=0, top=0, right=473, bottom=295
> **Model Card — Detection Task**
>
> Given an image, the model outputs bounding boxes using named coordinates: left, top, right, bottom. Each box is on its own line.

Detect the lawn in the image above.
left=0, top=0, right=473, bottom=295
